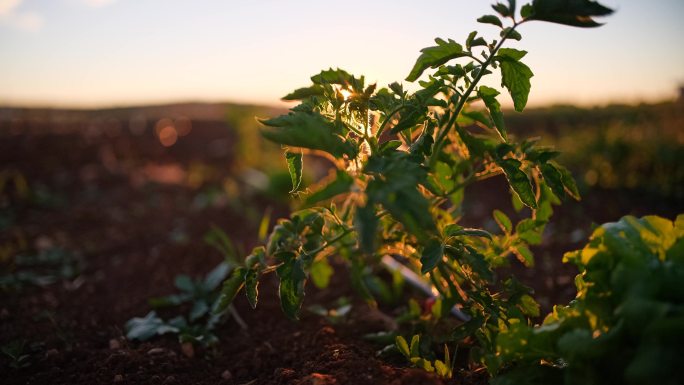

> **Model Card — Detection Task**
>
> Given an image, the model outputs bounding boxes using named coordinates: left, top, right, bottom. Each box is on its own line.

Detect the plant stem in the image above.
left=429, top=22, right=521, bottom=168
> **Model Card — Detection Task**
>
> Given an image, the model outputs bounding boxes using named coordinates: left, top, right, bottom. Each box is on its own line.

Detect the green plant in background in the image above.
left=491, top=215, right=684, bottom=385
left=214, top=0, right=613, bottom=378
left=0, top=248, right=82, bottom=291
left=126, top=227, right=246, bottom=347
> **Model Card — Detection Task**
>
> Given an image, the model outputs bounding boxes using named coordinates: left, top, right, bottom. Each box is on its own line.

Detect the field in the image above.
left=1, top=100, right=682, bottom=384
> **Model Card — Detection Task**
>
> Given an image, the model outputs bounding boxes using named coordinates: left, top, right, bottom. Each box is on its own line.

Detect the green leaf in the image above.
left=409, top=335, right=421, bottom=358
left=540, top=163, right=565, bottom=200
left=421, top=239, right=444, bottom=274
left=493, top=209, right=513, bottom=233
left=310, top=258, right=333, bottom=289
left=435, top=360, right=449, bottom=377
left=478, top=86, right=507, bottom=140
left=244, top=268, right=259, bottom=309
left=355, top=204, right=378, bottom=254
left=260, top=112, right=357, bottom=158
left=492, top=3, right=512, bottom=17
left=513, top=244, right=534, bottom=267
left=478, top=14, right=503, bottom=28
left=497, top=158, right=537, bottom=208
left=204, top=262, right=231, bottom=291
left=125, top=312, right=178, bottom=341
left=276, top=252, right=307, bottom=320
left=282, top=85, right=324, bottom=101
left=285, top=150, right=303, bottom=193
left=445, top=226, right=493, bottom=240
left=519, top=294, right=540, bottom=317
left=501, top=27, right=522, bottom=41
left=304, top=170, right=353, bottom=205
left=530, top=0, right=614, bottom=28
left=554, top=163, right=580, bottom=200
left=406, top=38, right=468, bottom=82
left=496, top=49, right=533, bottom=112
left=174, top=274, right=194, bottom=293
left=396, top=336, right=411, bottom=359
left=213, top=267, right=245, bottom=314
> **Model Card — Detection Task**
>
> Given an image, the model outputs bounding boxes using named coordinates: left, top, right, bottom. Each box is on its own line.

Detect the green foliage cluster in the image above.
left=491, top=215, right=684, bottom=385
left=211, top=0, right=616, bottom=377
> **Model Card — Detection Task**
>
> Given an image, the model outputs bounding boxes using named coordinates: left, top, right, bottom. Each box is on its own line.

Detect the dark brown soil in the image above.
left=0, top=112, right=488, bottom=385
left=1, top=106, right=679, bottom=384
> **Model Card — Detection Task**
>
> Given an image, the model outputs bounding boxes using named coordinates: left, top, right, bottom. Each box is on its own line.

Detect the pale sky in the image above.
left=1, top=0, right=682, bottom=108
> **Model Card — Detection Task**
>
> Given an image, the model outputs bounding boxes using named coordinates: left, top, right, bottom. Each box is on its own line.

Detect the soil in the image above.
left=0, top=107, right=680, bottom=384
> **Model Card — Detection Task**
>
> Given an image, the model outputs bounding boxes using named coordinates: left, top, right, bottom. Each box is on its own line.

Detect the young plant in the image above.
left=214, top=0, right=612, bottom=375
left=491, top=214, right=684, bottom=385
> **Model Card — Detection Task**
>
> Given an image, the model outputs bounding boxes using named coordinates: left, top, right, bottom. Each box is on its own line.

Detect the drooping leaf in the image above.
left=406, top=38, right=468, bottom=82
left=285, top=150, right=303, bottom=193
left=260, top=112, right=357, bottom=158
left=554, top=163, right=581, bottom=200
left=529, top=0, right=614, bottom=28
left=276, top=252, right=307, bottom=320
left=496, top=48, right=533, bottom=112
left=421, top=238, right=444, bottom=274
left=478, top=86, right=507, bottom=140
left=496, top=158, right=537, bottom=208
left=305, top=170, right=354, bottom=205
left=213, top=267, right=245, bottom=314
left=244, top=268, right=259, bottom=309
left=540, top=163, right=565, bottom=200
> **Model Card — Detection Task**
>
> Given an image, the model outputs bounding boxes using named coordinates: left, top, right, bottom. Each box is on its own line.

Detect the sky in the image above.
left=0, top=0, right=682, bottom=109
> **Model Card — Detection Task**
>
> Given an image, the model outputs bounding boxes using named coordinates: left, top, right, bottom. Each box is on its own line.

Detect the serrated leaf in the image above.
left=285, top=150, right=303, bottom=193
left=493, top=209, right=513, bottom=233
left=496, top=49, right=533, bottom=112
left=406, top=38, right=468, bottom=82
left=260, top=112, right=356, bottom=158
left=244, top=268, right=259, bottom=309
left=283, top=85, right=324, bottom=101
left=478, top=86, right=507, bottom=140
left=421, top=239, right=444, bottom=274
left=497, top=158, right=537, bottom=208
left=305, top=170, right=353, bottom=205
left=478, top=14, right=503, bottom=28
left=530, top=0, right=614, bottom=28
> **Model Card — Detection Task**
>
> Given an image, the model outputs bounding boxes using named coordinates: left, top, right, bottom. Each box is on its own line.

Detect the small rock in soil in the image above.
left=274, top=367, right=296, bottom=380
left=163, top=375, right=177, bottom=384
left=181, top=342, right=194, bottom=358
left=109, top=338, right=121, bottom=350
left=45, top=349, right=59, bottom=359
left=147, top=347, right=166, bottom=355
left=302, top=373, right=337, bottom=385
left=113, top=374, right=124, bottom=383
left=221, top=370, right=233, bottom=380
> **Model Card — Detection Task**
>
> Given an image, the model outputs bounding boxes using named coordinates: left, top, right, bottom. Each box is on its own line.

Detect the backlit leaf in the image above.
left=285, top=150, right=303, bottom=193
left=478, top=86, right=507, bottom=140
left=406, top=38, right=468, bottom=82
left=496, top=48, right=533, bottom=112
left=497, top=158, right=537, bottom=208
